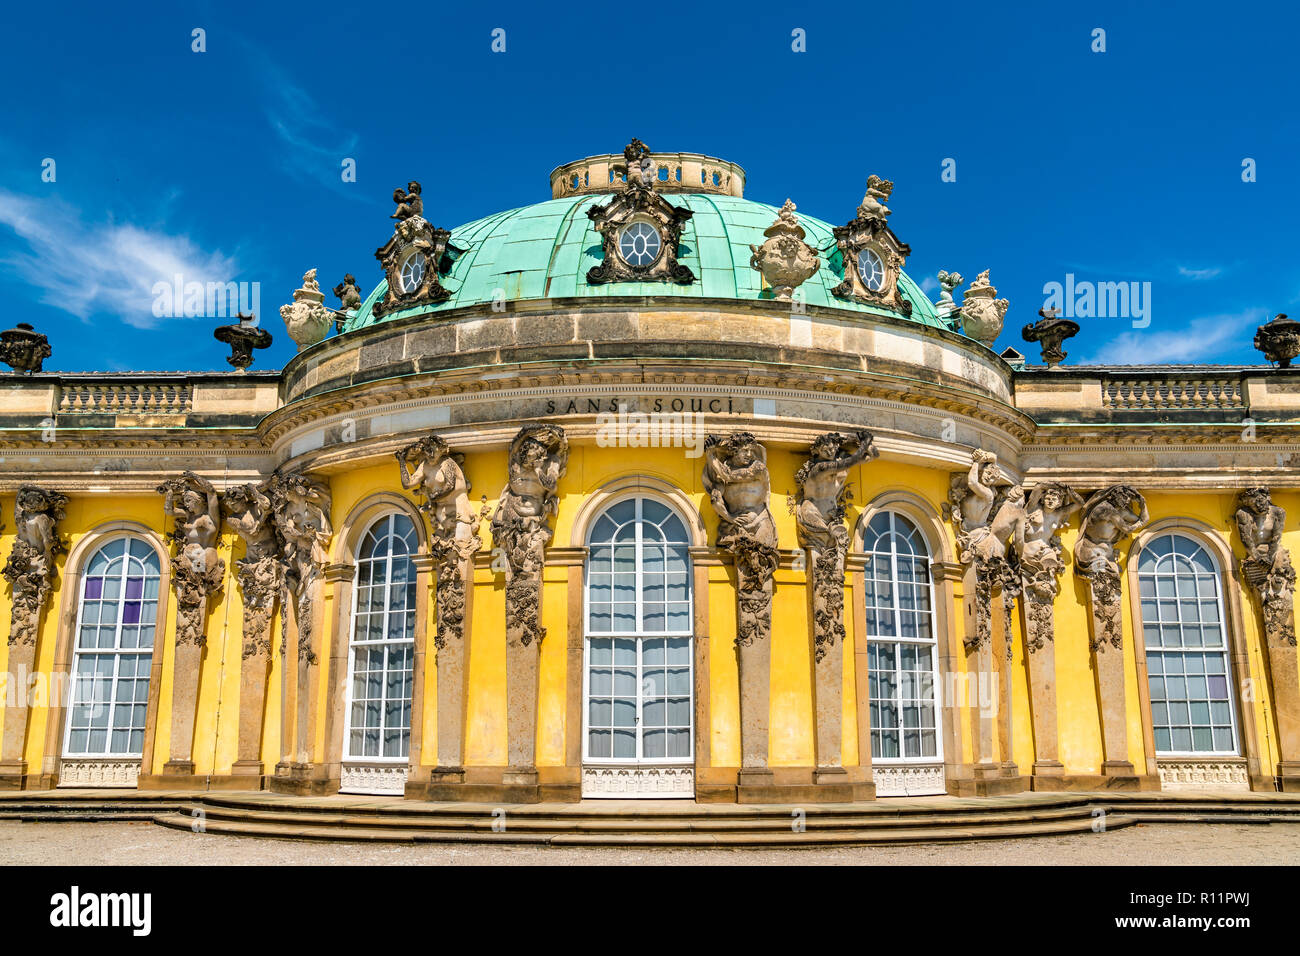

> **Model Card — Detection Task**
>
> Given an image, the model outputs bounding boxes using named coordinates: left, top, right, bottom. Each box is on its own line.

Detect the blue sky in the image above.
left=0, top=0, right=1296, bottom=372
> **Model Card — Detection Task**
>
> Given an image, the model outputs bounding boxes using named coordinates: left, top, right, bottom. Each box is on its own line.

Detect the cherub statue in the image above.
left=703, top=433, right=779, bottom=555
left=794, top=431, right=877, bottom=554
left=948, top=449, right=1013, bottom=564
left=333, top=274, right=361, bottom=313
left=622, top=138, right=654, bottom=188
left=1237, top=488, right=1288, bottom=580
left=391, top=181, right=423, bottom=221
left=1074, top=486, right=1149, bottom=579
left=857, top=174, right=894, bottom=221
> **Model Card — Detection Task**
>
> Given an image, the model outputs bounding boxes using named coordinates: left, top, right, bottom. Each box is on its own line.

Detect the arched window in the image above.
left=583, top=497, right=693, bottom=776
left=1137, top=533, right=1240, bottom=755
left=861, top=510, right=944, bottom=794
left=64, top=536, right=162, bottom=759
left=344, top=513, right=418, bottom=780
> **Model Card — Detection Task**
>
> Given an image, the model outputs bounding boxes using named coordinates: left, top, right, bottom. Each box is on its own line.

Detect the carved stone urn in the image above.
left=214, top=313, right=273, bottom=371
left=958, top=270, right=1009, bottom=347
left=749, top=199, right=820, bottom=301
left=278, top=269, right=333, bottom=351
left=1021, top=307, right=1080, bottom=369
left=1254, top=313, right=1300, bottom=369
left=0, top=322, right=52, bottom=374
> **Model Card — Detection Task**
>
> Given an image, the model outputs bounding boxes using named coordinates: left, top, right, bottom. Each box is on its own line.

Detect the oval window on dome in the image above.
left=618, top=222, right=662, bottom=267
left=399, top=251, right=426, bottom=293
left=857, top=248, right=886, bottom=292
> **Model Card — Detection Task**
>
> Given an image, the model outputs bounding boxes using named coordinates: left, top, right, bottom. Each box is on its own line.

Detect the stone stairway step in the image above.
left=153, top=811, right=1136, bottom=847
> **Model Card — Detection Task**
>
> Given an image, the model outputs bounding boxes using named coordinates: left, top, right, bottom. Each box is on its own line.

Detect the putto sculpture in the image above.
left=3, top=485, right=67, bottom=647
left=934, top=270, right=963, bottom=327
left=278, top=268, right=333, bottom=352
left=158, top=472, right=225, bottom=647
left=0, top=322, right=52, bottom=374
left=1236, top=488, right=1296, bottom=646
left=333, top=274, right=362, bottom=316
left=491, top=424, right=569, bottom=648
left=397, top=435, right=486, bottom=649
left=390, top=181, right=423, bottom=222
left=958, top=270, right=1009, bottom=347
left=794, top=430, right=876, bottom=661
left=750, top=199, right=821, bottom=302
left=703, top=432, right=779, bottom=648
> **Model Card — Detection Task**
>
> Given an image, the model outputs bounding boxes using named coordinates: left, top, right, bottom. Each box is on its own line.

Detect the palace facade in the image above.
left=2, top=142, right=1299, bottom=803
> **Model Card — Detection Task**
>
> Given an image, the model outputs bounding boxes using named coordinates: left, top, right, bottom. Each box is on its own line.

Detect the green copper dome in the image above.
left=341, top=193, right=947, bottom=333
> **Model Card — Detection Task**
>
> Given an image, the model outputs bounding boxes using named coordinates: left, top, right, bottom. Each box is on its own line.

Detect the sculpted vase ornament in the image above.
left=1021, top=307, right=1080, bottom=370
left=0, top=323, right=52, bottom=374
left=958, top=270, right=1009, bottom=347
left=1253, top=313, right=1300, bottom=369
left=749, top=199, right=821, bottom=301
left=278, top=268, right=333, bottom=351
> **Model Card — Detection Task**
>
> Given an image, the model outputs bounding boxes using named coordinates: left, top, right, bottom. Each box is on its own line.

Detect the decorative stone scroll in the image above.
left=373, top=181, right=453, bottom=317
left=586, top=139, right=695, bottom=285
left=490, top=424, right=568, bottom=786
left=703, top=432, right=778, bottom=782
left=830, top=175, right=913, bottom=316
left=1075, top=484, right=1148, bottom=783
left=157, top=472, right=225, bottom=774
left=794, top=431, right=876, bottom=782
left=222, top=480, right=283, bottom=779
left=749, top=199, right=821, bottom=301
left=0, top=486, right=66, bottom=784
left=1234, top=488, right=1300, bottom=790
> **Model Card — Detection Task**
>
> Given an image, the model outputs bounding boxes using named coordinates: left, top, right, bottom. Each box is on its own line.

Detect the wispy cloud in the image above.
left=918, top=275, right=939, bottom=295
left=1177, top=265, right=1222, bottom=280
left=1078, top=308, right=1265, bottom=365
left=0, top=189, right=239, bottom=328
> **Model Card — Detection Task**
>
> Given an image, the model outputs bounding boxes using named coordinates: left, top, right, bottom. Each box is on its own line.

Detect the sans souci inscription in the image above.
left=545, top=397, right=738, bottom=415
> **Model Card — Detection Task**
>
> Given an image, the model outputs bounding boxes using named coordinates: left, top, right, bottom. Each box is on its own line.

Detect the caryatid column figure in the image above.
left=156, top=472, right=225, bottom=776
left=397, top=436, right=486, bottom=785
left=793, top=431, right=876, bottom=784
left=703, top=432, right=780, bottom=786
left=0, top=486, right=67, bottom=787
left=222, top=481, right=283, bottom=781
left=268, top=471, right=332, bottom=773
left=490, top=424, right=568, bottom=788
left=946, top=449, right=1023, bottom=783
left=1075, top=485, right=1149, bottom=786
left=1011, top=482, right=1084, bottom=787
left=1235, top=488, right=1300, bottom=790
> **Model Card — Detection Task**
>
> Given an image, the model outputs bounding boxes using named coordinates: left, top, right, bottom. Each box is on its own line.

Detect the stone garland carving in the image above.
left=794, top=431, right=876, bottom=661
left=157, top=473, right=225, bottom=646
left=267, top=471, right=333, bottom=663
left=221, top=481, right=284, bottom=659
left=1235, top=488, right=1296, bottom=646
left=586, top=139, right=695, bottom=285
left=1012, top=483, right=1084, bottom=652
left=703, top=433, right=779, bottom=648
left=958, top=270, right=1010, bottom=347
left=2, top=486, right=67, bottom=646
left=397, top=436, right=488, bottom=650
left=750, top=199, right=821, bottom=301
left=373, top=181, right=453, bottom=317
left=490, top=425, right=569, bottom=647
left=830, top=174, right=913, bottom=316
left=1074, top=486, right=1149, bottom=651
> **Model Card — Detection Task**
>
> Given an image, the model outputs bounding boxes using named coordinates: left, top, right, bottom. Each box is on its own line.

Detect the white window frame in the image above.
left=342, top=512, right=418, bottom=766
left=862, top=510, right=943, bottom=766
left=62, top=534, right=161, bottom=760
left=1138, top=532, right=1242, bottom=758
left=582, top=495, right=694, bottom=766
left=616, top=219, right=663, bottom=268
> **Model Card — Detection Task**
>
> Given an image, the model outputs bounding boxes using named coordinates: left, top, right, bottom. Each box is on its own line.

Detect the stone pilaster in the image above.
left=1021, top=589, right=1065, bottom=786
left=431, top=555, right=473, bottom=782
